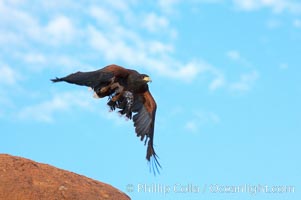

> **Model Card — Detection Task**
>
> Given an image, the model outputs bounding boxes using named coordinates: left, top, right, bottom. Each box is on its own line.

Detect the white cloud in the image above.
left=185, top=110, right=220, bottom=133
left=0, top=0, right=265, bottom=125
left=293, top=19, right=301, bottom=28
left=87, top=25, right=139, bottom=63
left=0, top=2, right=76, bottom=46
left=90, top=6, right=119, bottom=26
left=195, top=111, right=221, bottom=124
left=266, top=19, right=282, bottom=28
left=87, top=24, right=207, bottom=82
left=0, top=31, right=21, bottom=45
left=227, top=50, right=241, bottom=61
left=233, top=0, right=259, bottom=10
left=17, top=91, right=94, bottom=123
left=45, top=15, right=76, bottom=44
left=16, top=90, right=133, bottom=125
left=167, top=61, right=202, bottom=82
left=179, top=0, right=301, bottom=13
left=0, top=1, right=39, bottom=44
left=209, top=75, right=225, bottom=91
left=103, top=0, right=134, bottom=12
left=232, top=0, right=301, bottom=13
left=0, top=0, right=221, bottom=86
left=181, top=61, right=227, bottom=91
left=158, top=0, right=180, bottom=13
left=142, top=13, right=169, bottom=33
left=148, top=41, right=174, bottom=55
left=18, top=52, right=93, bottom=73
left=0, top=0, right=259, bottom=97
left=141, top=12, right=177, bottom=38
left=208, top=112, right=221, bottom=123
left=226, top=50, right=252, bottom=68
left=0, top=64, right=23, bottom=118
left=0, top=90, right=15, bottom=114
left=230, top=70, right=259, bottom=92
left=185, top=121, right=199, bottom=133
left=54, top=56, right=93, bottom=71
left=23, top=53, right=47, bottom=64
left=279, top=63, right=289, bottom=70
left=2, top=0, right=26, bottom=6
left=0, top=65, right=21, bottom=86
left=199, top=52, right=259, bottom=92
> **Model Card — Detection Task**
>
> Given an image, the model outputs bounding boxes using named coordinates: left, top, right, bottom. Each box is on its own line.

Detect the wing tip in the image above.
left=50, top=77, right=62, bottom=83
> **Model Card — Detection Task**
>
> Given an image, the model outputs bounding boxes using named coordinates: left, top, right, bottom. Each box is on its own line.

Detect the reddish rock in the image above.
left=0, top=154, right=130, bottom=200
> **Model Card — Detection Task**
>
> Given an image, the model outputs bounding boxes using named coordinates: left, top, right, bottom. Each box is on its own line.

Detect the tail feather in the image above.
left=146, top=140, right=161, bottom=175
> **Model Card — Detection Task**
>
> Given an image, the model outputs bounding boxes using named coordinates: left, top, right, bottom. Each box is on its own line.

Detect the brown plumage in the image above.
left=51, top=64, right=161, bottom=174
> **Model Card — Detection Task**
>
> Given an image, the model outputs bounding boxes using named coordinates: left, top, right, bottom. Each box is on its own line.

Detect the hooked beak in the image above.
left=143, top=76, right=152, bottom=82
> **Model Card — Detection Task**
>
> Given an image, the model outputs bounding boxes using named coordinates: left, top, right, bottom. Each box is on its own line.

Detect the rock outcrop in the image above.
left=0, top=154, right=130, bottom=200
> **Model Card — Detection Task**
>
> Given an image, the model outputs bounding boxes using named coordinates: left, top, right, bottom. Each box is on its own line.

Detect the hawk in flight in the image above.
left=51, top=65, right=161, bottom=174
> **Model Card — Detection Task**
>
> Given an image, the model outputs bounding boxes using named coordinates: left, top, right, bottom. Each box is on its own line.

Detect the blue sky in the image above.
left=0, top=0, right=300, bottom=199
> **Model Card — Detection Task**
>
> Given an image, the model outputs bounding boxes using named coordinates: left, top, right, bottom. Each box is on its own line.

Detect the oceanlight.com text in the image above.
left=209, top=184, right=295, bottom=195
left=126, top=183, right=295, bottom=196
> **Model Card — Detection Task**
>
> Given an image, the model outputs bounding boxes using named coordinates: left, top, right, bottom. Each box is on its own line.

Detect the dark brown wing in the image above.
left=101, top=64, right=130, bottom=78
left=51, top=65, right=130, bottom=97
left=51, top=69, right=114, bottom=88
left=51, top=65, right=161, bottom=173
left=132, top=90, right=161, bottom=174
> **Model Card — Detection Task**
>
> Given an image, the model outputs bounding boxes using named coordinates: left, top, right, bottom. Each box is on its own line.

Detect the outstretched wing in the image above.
left=132, top=90, right=161, bottom=174
left=51, top=69, right=114, bottom=89
left=51, top=65, right=161, bottom=174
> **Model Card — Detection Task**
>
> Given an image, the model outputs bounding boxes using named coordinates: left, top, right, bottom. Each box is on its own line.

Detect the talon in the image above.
left=111, top=94, right=120, bottom=102
left=111, top=96, right=118, bottom=102
left=100, top=86, right=109, bottom=93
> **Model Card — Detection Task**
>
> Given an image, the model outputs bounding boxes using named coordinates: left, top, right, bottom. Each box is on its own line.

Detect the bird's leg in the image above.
left=100, top=77, right=115, bottom=93
left=107, top=82, right=125, bottom=110
left=107, top=82, right=124, bottom=102
left=110, top=82, right=123, bottom=91
left=111, top=90, right=124, bottom=102
left=100, top=85, right=111, bottom=93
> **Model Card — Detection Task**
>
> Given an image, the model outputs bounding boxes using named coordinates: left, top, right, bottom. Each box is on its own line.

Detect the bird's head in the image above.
left=128, top=73, right=152, bottom=92
left=141, top=74, right=152, bottom=83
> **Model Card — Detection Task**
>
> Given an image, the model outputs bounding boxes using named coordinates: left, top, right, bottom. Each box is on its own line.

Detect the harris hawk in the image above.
left=51, top=64, right=161, bottom=173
